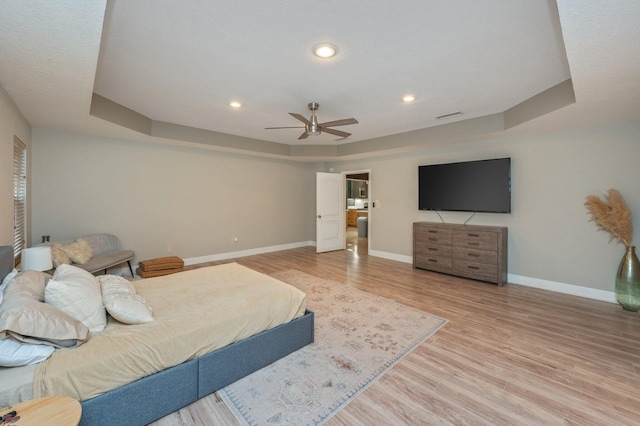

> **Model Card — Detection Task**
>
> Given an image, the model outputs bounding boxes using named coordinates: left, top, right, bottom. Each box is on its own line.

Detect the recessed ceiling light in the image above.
left=314, top=44, right=337, bottom=58
left=402, top=95, right=416, bottom=103
left=229, top=101, right=242, bottom=108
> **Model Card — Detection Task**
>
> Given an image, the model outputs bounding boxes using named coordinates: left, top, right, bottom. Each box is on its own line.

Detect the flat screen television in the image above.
left=418, top=158, right=511, bottom=213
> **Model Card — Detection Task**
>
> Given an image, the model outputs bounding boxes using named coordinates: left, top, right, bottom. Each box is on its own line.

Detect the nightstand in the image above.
left=1, top=396, right=81, bottom=425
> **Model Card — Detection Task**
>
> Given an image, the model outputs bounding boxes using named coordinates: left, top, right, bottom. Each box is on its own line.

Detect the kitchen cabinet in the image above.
left=346, top=209, right=368, bottom=227
left=346, top=209, right=358, bottom=227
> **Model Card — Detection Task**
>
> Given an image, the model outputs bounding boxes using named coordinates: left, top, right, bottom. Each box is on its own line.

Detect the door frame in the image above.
left=342, top=168, right=371, bottom=252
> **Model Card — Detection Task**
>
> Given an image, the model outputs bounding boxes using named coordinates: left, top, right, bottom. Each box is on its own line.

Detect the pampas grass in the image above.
left=585, top=189, right=633, bottom=247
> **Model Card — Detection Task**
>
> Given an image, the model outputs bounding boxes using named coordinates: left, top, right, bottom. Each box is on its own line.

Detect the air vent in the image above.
left=436, top=111, right=463, bottom=120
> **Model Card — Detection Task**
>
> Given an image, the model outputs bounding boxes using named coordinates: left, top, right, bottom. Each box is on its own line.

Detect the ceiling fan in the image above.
left=265, top=102, right=358, bottom=140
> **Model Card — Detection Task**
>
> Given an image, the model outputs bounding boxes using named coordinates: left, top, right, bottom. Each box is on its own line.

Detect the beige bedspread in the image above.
left=33, top=263, right=306, bottom=401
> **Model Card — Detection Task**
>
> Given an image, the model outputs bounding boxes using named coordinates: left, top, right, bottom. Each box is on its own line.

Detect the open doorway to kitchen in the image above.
left=344, top=170, right=370, bottom=255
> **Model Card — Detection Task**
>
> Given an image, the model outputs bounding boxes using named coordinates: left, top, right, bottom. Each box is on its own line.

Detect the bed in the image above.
left=0, top=245, right=314, bottom=425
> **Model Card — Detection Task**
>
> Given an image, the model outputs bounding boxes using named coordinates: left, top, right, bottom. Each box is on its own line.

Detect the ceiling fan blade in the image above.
left=298, top=131, right=310, bottom=140
left=319, top=118, right=358, bottom=127
left=265, top=126, right=305, bottom=129
left=289, top=113, right=312, bottom=126
left=321, top=127, right=351, bottom=138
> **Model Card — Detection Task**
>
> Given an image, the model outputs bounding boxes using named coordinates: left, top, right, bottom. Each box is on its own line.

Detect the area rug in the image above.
left=218, top=269, right=447, bottom=426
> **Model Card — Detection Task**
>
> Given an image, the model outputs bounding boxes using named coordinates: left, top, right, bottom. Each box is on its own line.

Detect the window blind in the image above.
left=13, top=136, right=26, bottom=262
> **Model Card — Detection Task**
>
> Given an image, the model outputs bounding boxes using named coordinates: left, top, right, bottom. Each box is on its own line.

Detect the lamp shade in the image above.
left=21, top=246, right=53, bottom=272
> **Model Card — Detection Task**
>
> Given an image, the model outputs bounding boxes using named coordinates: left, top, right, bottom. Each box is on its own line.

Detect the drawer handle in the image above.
left=428, top=237, right=438, bottom=242
left=428, top=259, right=438, bottom=263
left=467, top=266, right=480, bottom=270
left=428, top=248, right=438, bottom=252
left=467, top=253, right=480, bottom=257
left=468, top=242, right=480, bottom=246
left=428, top=230, right=438, bottom=234
left=468, top=233, right=480, bottom=237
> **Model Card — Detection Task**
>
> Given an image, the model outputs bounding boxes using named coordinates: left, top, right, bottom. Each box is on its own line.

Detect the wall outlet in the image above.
left=166, top=244, right=172, bottom=253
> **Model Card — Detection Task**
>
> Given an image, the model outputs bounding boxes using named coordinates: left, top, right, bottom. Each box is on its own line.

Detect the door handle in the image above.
left=317, top=215, right=322, bottom=219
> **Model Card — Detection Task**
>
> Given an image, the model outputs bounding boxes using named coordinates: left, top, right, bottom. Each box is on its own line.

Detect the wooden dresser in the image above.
left=413, top=222, right=508, bottom=286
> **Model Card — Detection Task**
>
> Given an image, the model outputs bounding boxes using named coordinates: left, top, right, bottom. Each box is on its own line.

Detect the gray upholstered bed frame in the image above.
left=0, top=245, right=314, bottom=426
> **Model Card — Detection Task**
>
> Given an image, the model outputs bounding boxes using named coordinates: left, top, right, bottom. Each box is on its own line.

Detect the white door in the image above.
left=316, top=172, right=345, bottom=253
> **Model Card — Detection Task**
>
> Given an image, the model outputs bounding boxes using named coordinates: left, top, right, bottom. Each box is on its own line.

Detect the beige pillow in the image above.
left=2, top=270, right=47, bottom=301
left=60, top=238, right=93, bottom=264
left=51, top=244, right=71, bottom=267
left=0, top=271, right=88, bottom=348
left=99, top=275, right=154, bottom=324
left=45, top=264, right=107, bottom=333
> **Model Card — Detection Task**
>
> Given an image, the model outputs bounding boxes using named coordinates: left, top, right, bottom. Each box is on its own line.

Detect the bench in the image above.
left=37, top=234, right=134, bottom=275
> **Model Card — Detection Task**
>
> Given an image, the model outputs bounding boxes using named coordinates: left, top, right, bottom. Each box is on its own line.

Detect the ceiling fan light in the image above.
left=402, top=95, right=416, bottom=103
left=229, top=101, right=242, bottom=108
left=305, top=124, right=321, bottom=135
left=314, top=44, right=336, bottom=58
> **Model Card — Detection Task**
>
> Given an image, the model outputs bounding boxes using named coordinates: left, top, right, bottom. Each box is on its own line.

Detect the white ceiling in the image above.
left=0, top=0, right=638, bottom=156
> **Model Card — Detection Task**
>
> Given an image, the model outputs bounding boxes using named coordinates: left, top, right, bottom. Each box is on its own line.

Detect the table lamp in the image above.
left=21, top=246, right=53, bottom=272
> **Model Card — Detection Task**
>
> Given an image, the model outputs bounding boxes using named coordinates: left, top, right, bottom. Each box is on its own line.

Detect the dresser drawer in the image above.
left=416, top=255, right=452, bottom=272
left=414, top=222, right=507, bottom=286
left=453, top=259, right=498, bottom=281
left=415, top=241, right=453, bottom=258
left=415, top=226, right=452, bottom=245
left=453, top=230, right=497, bottom=251
left=452, top=246, right=497, bottom=264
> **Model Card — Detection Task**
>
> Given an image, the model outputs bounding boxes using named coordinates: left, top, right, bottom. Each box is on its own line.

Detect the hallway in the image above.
left=345, top=226, right=367, bottom=255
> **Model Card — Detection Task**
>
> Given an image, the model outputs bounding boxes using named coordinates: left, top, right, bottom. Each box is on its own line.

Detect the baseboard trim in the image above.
left=117, top=245, right=617, bottom=305
left=111, top=241, right=316, bottom=277
left=368, top=250, right=413, bottom=264
left=508, top=273, right=617, bottom=304
left=183, top=241, right=315, bottom=266
left=368, top=250, right=617, bottom=304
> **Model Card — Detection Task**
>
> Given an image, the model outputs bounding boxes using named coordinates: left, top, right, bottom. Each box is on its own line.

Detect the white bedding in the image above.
left=0, top=364, right=36, bottom=406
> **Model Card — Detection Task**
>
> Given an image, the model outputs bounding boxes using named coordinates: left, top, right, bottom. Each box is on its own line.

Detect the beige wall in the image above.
left=0, top=84, right=31, bottom=247
left=329, top=120, right=640, bottom=293
left=14, top=106, right=640, bottom=297
left=31, top=129, right=316, bottom=261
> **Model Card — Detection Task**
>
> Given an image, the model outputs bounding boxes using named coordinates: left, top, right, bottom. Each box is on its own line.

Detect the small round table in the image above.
left=1, top=396, right=82, bottom=425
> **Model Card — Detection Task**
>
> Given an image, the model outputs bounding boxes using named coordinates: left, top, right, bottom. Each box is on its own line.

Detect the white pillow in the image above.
left=99, top=275, right=154, bottom=324
left=45, top=264, right=107, bottom=333
left=0, top=268, right=18, bottom=306
left=0, top=338, right=55, bottom=367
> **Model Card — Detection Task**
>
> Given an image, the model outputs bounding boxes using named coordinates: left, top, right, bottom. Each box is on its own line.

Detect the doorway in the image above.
left=344, top=170, right=370, bottom=255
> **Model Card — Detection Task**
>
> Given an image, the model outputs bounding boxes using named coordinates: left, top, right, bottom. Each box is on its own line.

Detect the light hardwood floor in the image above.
left=153, top=245, right=640, bottom=425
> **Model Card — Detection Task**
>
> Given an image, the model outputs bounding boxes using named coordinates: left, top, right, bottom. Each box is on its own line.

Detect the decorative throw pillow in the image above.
left=51, top=244, right=71, bottom=267
left=61, top=239, right=93, bottom=264
left=0, top=270, right=89, bottom=348
left=45, top=264, right=107, bottom=333
left=0, top=337, right=55, bottom=367
left=98, top=275, right=154, bottom=324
